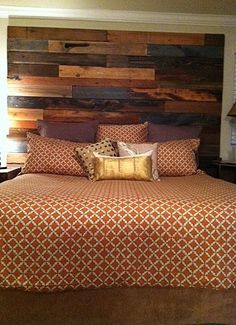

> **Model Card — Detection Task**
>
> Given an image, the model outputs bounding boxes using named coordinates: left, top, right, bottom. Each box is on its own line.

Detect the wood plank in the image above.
left=59, top=66, right=155, bottom=80
left=8, top=63, right=58, bottom=77
left=164, top=101, right=221, bottom=115
left=8, top=139, right=27, bottom=153
left=9, top=128, right=38, bottom=138
left=8, top=39, right=48, bottom=52
left=204, top=34, right=225, bottom=46
left=8, top=108, right=43, bottom=121
left=8, top=52, right=106, bottom=67
left=7, top=76, right=223, bottom=91
left=140, top=113, right=220, bottom=125
left=106, top=55, right=129, bottom=67
left=131, top=88, right=217, bottom=102
left=43, top=109, right=140, bottom=124
left=48, top=41, right=147, bottom=56
left=8, top=27, right=107, bottom=41
left=8, top=85, right=72, bottom=98
left=7, top=152, right=27, bottom=164
left=72, top=86, right=129, bottom=100
left=9, top=120, right=37, bottom=129
left=147, top=32, right=205, bottom=45
left=108, top=31, right=205, bottom=45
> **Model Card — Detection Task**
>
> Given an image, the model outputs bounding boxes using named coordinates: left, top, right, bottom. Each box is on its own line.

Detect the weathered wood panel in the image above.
left=49, top=41, right=147, bottom=56
left=7, top=26, right=224, bottom=166
left=59, top=66, right=155, bottom=80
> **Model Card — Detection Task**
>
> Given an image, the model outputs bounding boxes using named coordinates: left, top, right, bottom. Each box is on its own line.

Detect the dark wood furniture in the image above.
left=0, top=165, right=21, bottom=183
left=211, top=159, right=236, bottom=183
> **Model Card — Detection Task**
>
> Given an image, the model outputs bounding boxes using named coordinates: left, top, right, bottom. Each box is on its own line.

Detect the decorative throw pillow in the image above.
left=157, top=139, right=200, bottom=176
left=22, top=133, right=86, bottom=176
left=148, top=123, right=202, bottom=142
left=93, top=151, right=153, bottom=181
left=37, top=120, right=98, bottom=143
left=117, top=142, right=159, bottom=180
left=76, top=139, right=116, bottom=180
left=96, top=123, right=148, bottom=143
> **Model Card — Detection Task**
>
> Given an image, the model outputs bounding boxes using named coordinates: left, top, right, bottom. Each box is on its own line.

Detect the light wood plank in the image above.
left=148, top=32, right=205, bottom=45
left=8, top=108, right=43, bottom=121
left=7, top=153, right=27, bottom=164
left=59, top=66, right=155, bottom=80
left=8, top=85, right=72, bottom=98
left=48, top=41, right=147, bottom=56
left=9, top=120, right=37, bottom=129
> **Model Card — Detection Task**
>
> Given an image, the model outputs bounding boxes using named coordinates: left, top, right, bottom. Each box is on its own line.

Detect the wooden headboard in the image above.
left=7, top=26, right=224, bottom=168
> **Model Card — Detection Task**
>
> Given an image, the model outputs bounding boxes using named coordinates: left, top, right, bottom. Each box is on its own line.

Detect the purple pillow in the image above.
left=148, top=123, right=202, bottom=142
left=37, top=120, right=98, bottom=143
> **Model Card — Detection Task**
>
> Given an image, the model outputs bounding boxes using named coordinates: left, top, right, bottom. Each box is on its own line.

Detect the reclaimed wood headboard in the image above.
left=7, top=27, right=224, bottom=168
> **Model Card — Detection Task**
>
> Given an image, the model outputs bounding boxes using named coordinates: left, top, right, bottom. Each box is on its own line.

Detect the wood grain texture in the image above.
left=49, top=41, right=147, bottom=56
left=7, top=26, right=224, bottom=164
left=59, top=66, right=155, bottom=80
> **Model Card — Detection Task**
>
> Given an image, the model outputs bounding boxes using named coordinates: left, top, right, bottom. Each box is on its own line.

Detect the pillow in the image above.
left=117, top=142, right=159, bottom=180
left=148, top=123, right=202, bottom=142
left=157, top=139, right=200, bottom=176
left=93, top=151, right=153, bottom=181
left=22, top=133, right=86, bottom=176
left=37, top=120, right=98, bottom=143
left=76, top=139, right=117, bottom=180
left=96, top=123, right=148, bottom=143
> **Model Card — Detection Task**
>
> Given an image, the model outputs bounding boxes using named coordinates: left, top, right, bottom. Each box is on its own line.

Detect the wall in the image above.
left=7, top=25, right=224, bottom=167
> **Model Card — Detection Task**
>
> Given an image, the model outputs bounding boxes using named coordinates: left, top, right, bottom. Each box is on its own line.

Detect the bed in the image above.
left=0, top=122, right=236, bottom=324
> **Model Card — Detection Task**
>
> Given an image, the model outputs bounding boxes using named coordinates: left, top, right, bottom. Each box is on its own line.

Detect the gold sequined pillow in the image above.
left=96, top=123, right=148, bottom=143
left=76, top=139, right=116, bottom=180
left=22, top=133, right=86, bottom=176
left=93, top=151, right=153, bottom=181
left=157, top=138, right=200, bottom=176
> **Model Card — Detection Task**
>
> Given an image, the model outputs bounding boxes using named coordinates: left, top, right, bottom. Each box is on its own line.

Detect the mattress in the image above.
left=0, top=173, right=235, bottom=291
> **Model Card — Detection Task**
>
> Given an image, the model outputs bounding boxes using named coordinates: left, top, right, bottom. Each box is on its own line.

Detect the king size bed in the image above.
left=0, top=122, right=235, bottom=324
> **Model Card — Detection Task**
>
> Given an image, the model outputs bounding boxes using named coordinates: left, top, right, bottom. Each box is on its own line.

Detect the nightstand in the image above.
left=211, top=160, right=236, bottom=184
left=0, top=165, right=21, bottom=183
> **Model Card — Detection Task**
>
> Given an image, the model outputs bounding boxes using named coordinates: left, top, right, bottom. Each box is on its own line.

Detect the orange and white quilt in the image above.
left=0, top=173, right=235, bottom=291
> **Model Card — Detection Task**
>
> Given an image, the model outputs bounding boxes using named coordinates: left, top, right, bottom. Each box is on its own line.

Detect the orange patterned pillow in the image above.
left=157, top=139, right=200, bottom=176
left=22, top=133, right=86, bottom=176
left=96, top=123, right=148, bottom=143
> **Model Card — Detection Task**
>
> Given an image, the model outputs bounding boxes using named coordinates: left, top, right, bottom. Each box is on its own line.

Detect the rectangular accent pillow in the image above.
left=93, top=151, right=153, bottom=181
left=37, top=120, right=98, bottom=143
left=76, top=139, right=117, bottom=180
left=22, top=133, right=86, bottom=176
left=148, top=123, right=202, bottom=142
left=157, top=138, right=200, bottom=176
left=117, top=142, right=159, bottom=180
left=96, top=123, right=148, bottom=143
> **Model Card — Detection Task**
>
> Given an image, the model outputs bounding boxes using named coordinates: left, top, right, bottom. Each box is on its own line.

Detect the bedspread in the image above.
left=0, top=173, right=235, bottom=291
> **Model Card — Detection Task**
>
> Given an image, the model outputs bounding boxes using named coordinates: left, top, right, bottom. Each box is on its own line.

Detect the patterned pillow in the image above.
left=96, top=123, right=148, bottom=143
left=157, top=139, right=200, bottom=176
left=117, top=142, right=159, bottom=180
left=22, top=133, right=86, bottom=176
left=76, top=139, right=117, bottom=180
left=93, top=151, right=153, bottom=181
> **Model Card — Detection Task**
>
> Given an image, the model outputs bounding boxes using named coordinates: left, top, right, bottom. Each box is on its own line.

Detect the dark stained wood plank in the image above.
left=131, top=88, right=218, bottom=102
left=8, top=39, right=48, bottom=52
left=164, top=101, right=221, bottom=115
left=8, top=63, right=58, bottom=77
left=43, top=109, right=140, bottom=124
left=8, top=52, right=106, bottom=67
left=204, top=34, right=225, bottom=46
left=59, top=66, right=155, bottom=80
left=49, top=41, right=147, bottom=56
left=8, top=26, right=107, bottom=41
left=106, top=55, right=129, bottom=67
left=72, top=87, right=129, bottom=99
left=140, top=113, right=220, bottom=125
left=147, top=45, right=224, bottom=59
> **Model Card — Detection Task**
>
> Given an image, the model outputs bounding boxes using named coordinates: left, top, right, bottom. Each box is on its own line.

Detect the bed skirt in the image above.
left=0, top=287, right=235, bottom=325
